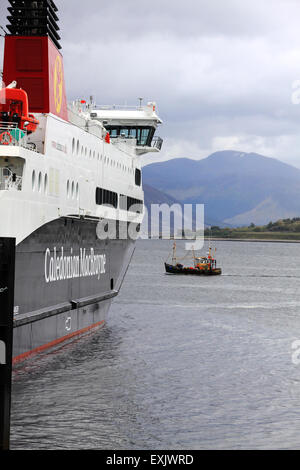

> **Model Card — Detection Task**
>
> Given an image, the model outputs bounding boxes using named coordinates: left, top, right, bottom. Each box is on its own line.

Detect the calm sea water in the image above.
left=10, top=239, right=300, bottom=450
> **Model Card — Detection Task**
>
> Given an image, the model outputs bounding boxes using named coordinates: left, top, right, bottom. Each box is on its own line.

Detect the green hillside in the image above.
left=204, top=218, right=300, bottom=240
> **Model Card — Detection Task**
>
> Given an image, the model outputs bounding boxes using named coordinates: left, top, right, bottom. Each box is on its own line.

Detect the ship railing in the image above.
left=0, top=167, right=22, bottom=191
left=93, top=104, right=145, bottom=111
left=0, top=123, right=28, bottom=149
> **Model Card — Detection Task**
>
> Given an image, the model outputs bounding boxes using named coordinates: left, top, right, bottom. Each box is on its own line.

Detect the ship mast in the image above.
left=192, top=245, right=196, bottom=267
left=172, top=241, right=177, bottom=266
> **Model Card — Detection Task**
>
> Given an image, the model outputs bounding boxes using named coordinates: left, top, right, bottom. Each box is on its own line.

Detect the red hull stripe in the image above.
left=12, top=319, right=105, bottom=364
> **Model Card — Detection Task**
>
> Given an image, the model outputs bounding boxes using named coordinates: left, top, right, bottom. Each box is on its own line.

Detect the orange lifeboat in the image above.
left=0, top=87, right=39, bottom=134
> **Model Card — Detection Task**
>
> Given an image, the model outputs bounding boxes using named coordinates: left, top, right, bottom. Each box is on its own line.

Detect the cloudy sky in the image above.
left=2, top=0, right=300, bottom=167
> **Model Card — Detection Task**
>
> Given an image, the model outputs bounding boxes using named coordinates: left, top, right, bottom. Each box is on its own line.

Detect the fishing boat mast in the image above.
left=172, top=241, right=177, bottom=265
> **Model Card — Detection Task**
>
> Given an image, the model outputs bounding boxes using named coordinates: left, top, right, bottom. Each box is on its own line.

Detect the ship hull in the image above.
left=12, top=217, right=136, bottom=362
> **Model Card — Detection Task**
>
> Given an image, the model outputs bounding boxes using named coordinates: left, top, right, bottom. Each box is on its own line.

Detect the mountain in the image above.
left=143, top=183, right=227, bottom=229
left=142, top=151, right=300, bottom=226
left=143, top=183, right=180, bottom=208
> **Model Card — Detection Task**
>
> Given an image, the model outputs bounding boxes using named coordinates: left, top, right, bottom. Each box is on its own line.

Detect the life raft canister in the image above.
left=0, top=131, right=13, bottom=145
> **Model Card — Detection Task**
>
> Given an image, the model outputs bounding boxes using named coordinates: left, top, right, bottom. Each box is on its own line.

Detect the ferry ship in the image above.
left=0, top=0, right=163, bottom=363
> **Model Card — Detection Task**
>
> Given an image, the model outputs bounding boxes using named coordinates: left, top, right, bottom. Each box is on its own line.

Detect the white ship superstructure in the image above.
left=0, top=99, right=162, bottom=244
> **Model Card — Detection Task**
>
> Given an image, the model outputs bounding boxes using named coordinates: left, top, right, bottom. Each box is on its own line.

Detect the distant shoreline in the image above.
left=148, top=236, right=300, bottom=244
left=204, top=237, right=300, bottom=243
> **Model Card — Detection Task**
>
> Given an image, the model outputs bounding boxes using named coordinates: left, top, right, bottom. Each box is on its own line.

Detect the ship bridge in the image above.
left=89, top=102, right=163, bottom=155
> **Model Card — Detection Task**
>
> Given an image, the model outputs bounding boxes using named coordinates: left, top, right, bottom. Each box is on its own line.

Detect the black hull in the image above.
left=164, top=263, right=222, bottom=276
left=12, top=217, right=136, bottom=362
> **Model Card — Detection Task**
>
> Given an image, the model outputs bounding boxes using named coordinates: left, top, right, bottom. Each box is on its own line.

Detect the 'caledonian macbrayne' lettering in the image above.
left=45, top=247, right=106, bottom=283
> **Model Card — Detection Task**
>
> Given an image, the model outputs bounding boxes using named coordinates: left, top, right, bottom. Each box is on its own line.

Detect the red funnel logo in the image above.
left=54, top=55, right=63, bottom=114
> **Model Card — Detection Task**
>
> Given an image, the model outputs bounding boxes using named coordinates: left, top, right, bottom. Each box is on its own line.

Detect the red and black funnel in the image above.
left=2, top=0, right=68, bottom=121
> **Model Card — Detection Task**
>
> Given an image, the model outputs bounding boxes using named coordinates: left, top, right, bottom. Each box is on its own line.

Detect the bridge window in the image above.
left=106, top=126, right=155, bottom=147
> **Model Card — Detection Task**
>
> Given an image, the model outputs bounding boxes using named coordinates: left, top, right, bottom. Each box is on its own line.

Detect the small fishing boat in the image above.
left=164, top=242, right=222, bottom=276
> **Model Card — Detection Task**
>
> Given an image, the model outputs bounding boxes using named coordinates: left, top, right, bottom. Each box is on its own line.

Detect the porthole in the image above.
left=71, top=181, right=75, bottom=199
left=32, top=170, right=36, bottom=191
left=72, top=138, right=75, bottom=155
left=77, top=140, right=80, bottom=156
left=67, top=180, right=70, bottom=198
left=76, top=182, right=79, bottom=200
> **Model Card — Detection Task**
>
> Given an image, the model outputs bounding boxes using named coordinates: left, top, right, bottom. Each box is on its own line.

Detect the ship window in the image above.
left=76, top=183, right=79, bottom=200
left=120, top=129, right=129, bottom=138
left=72, top=138, right=75, bottom=155
left=120, top=194, right=143, bottom=213
left=38, top=172, right=42, bottom=192
left=44, top=174, right=48, bottom=194
left=32, top=170, right=36, bottom=191
left=77, top=140, right=80, bottom=156
left=67, top=180, right=70, bottom=198
left=96, top=187, right=118, bottom=208
left=140, top=128, right=149, bottom=145
left=71, top=181, right=75, bottom=199
left=106, top=126, right=155, bottom=146
left=135, top=169, right=141, bottom=186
